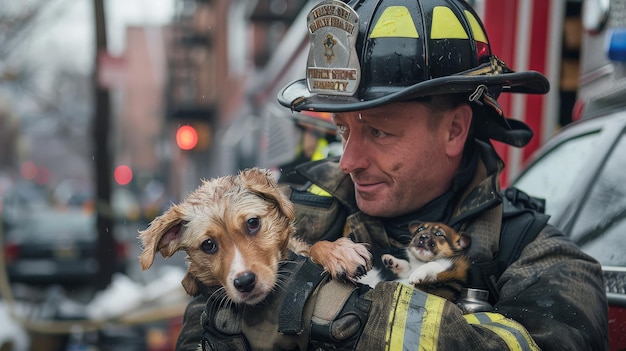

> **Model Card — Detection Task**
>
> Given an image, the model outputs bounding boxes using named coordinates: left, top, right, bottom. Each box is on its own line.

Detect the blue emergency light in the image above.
left=606, top=29, right=626, bottom=62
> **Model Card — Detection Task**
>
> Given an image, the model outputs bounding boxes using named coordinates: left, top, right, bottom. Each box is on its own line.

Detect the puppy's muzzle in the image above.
left=417, top=234, right=435, bottom=249
left=234, top=272, right=257, bottom=293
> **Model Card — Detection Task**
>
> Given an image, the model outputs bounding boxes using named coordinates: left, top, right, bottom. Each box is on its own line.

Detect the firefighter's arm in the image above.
left=356, top=282, right=540, bottom=351
left=493, top=226, right=609, bottom=351
left=200, top=257, right=543, bottom=351
left=175, top=294, right=210, bottom=351
left=359, top=226, right=609, bottom=350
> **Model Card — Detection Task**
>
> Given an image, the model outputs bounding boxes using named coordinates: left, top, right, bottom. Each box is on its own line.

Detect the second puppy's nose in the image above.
left=234, top=272, right=256, bottom=293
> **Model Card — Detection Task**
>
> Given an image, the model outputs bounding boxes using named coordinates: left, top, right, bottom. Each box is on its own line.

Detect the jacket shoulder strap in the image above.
left=468, top=187, right=551, bottom=303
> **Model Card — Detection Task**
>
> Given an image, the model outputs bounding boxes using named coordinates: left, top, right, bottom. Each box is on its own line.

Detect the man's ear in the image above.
left=445, top=103, right=473, bottom=158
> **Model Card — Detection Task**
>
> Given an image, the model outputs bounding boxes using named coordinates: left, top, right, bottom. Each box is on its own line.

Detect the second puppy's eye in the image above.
left=201, top=239, right=218, bottom=254
left=435, top=230, right=444, bottom=237
left=246, top=217, right=261, bottom=234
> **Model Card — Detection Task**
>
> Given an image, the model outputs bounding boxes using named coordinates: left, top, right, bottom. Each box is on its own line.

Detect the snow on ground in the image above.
left=0, top=303, right=29, bottom=351
left=1, top=264, right=188, bottom=348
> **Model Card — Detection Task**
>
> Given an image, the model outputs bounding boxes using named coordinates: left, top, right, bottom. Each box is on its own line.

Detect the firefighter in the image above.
left=277, top=111, right=340, bottom=186
left=177, top=0, right=608, bottom=350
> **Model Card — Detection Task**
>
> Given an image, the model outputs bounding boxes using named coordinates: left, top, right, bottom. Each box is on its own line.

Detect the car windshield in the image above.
left=513, top=131, right=600, bottom=220
left=569, top=131, right=626, bottom=266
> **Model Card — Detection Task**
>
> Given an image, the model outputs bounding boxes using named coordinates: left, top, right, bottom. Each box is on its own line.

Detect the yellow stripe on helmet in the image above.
left=431, top=6, right=469, bottom=40
left=369, top=6, right=419, bottom=39
left=463, top=312, right=540, bottom=351
left=464, top=10, right=488, bottom=43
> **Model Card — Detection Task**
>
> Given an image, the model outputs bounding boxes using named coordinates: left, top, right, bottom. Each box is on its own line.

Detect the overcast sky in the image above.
left=5, top=0, right=175, bottom=75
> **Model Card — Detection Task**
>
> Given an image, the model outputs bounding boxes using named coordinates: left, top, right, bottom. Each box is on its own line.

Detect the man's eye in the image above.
left=371, top=128, right=389, bottom=138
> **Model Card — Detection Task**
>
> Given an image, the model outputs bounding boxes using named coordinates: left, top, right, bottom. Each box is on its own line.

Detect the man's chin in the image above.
left=356, top=196, right=394, bottom=217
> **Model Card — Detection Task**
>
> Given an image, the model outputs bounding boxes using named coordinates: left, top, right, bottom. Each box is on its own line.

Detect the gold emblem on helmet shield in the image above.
left=323, top=33, right=337, bottom=64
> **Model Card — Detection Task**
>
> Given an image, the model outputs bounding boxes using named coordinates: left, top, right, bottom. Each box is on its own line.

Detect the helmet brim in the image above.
left=278, top=70, right=549, bottom=112
left=278, top=70, right=548, bottom=148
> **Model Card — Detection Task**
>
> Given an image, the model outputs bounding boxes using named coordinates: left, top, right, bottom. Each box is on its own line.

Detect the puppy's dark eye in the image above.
left=201, top=239, right=218, bottom=254
left=417, top=226, right=425, bottom=232
left=435, top=230, right=444, bottom=237
left=246, top=217, right=261, bottom=235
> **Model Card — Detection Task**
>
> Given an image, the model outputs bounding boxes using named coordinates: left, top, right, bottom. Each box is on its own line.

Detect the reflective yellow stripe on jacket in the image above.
left=307, top=184, right=332, bottom=197
left=386, top=284, right=445, bottom=351
left=464, top=312, right=540, bottom=351
left=384, top=285, right=539, bottom=351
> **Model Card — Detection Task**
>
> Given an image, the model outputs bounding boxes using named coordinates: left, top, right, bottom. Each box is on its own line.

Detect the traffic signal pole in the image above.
left=93, top=0, right=116, bottom=290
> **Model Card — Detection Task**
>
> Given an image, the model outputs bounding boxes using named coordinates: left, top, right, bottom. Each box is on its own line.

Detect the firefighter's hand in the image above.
left=201, top=287, right=251, bottom=351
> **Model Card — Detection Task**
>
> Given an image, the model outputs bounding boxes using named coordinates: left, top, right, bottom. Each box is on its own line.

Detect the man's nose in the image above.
left=339, top=134, right=368, bottom=174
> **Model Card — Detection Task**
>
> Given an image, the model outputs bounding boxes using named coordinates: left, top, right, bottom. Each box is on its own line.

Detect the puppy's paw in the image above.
left=382, top=254, right=409, bottom=275
left=408, top=269, right=432, bottom=285
left=309, top=238, right=372, bottom=283
left=408, top=263, right=441, bottom=285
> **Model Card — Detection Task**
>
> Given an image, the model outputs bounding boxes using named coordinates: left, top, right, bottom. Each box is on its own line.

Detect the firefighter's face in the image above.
left=333, top=100, right=472, bottom=217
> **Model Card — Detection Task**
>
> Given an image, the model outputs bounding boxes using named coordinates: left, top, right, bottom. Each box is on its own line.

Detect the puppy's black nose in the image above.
left=234, top=272, right=256, bottom=293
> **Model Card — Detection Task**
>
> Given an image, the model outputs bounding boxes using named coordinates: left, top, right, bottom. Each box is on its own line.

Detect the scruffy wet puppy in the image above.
left=139, top=167, right=371, bottom=305
left=359, top=222, right=470, bottom=301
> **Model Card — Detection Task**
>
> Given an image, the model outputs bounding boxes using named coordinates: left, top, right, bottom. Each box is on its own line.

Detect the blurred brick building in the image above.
left=118, top=0, right=310, bottom=200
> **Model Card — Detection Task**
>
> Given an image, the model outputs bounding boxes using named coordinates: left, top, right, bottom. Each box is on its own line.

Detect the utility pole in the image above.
left=93, top=0, right=116, bottom=290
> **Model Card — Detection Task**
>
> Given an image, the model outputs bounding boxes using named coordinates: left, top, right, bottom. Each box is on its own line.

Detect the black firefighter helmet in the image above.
left=278, top=0, right=550, bottom=147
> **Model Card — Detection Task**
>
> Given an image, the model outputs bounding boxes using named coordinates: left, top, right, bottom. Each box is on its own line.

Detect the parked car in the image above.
left=511, top=110, right=626, bottom=350
left=3, top=209, right=127, bottom=287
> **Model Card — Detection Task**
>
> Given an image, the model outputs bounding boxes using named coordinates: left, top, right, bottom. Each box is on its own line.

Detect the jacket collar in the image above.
left=294, top=157, right=358, bottom=212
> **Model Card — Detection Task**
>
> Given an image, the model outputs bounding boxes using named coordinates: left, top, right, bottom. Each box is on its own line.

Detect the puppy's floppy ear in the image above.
left=138, top=205, right=187, bottom=270
left=181, top=272, right=201, bottom=296
left=457, top=232, right=471, bottom=249
left=239, top=167, right=295, bottom=221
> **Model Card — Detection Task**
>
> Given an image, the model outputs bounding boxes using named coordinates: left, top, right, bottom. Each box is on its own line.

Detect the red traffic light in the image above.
left=176, top=125, right=199, bottom=150
left=114, top=165, right=133, bottom=185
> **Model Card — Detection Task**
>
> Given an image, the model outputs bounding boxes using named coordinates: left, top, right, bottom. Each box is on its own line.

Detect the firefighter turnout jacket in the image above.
left=177, top=141, right=608, bottom=351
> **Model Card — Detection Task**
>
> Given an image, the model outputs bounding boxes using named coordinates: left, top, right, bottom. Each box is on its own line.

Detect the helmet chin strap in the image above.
left=468, top=84, right=534, bottom=148
left=469, top=84, right=505, bottom=121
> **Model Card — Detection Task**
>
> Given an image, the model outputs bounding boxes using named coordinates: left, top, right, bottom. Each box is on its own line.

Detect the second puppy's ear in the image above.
left=239, top=167, right=295, bottom=222
left=457, top=232, right=471, bottom=249
left=138, top=206, right=187, bottom=270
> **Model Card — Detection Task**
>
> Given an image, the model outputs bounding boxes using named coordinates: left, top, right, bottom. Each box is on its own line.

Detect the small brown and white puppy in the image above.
left=359, top=222, right=470, bottom=301
left=139, top=167, right=371, bottom=305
